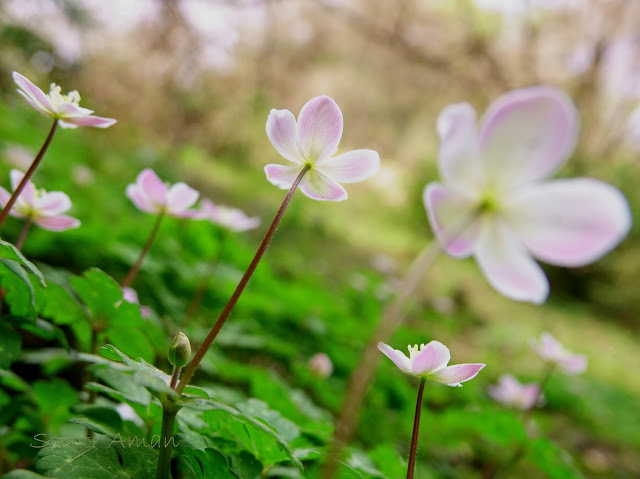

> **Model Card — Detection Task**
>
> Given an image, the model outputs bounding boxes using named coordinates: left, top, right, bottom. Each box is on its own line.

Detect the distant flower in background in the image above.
left=2, top=144, right=33, bottom=170
left=122, top=287, right=152, bottom=318
left=308, top=353, right=334, bottom=378
left=0, top=169, right=80, bottom=231
left=532, top=332, right=587, bottom=374
left=424, top=86, right=631, bottom=304
left=489, top=375, right=540, bottom=410
left=13, top=71, right=116, bottom=129
left=265, top=95, right=380, bottom=201
left=200, top=199, right=260, bottom=232
left=378, top=340, right=485, bottom=387
left=126, top=168, right=202, bottom=218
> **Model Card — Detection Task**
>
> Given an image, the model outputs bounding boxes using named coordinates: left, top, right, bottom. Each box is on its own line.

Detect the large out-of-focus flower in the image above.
left=265, top=95, right=380, bottom=201
left=0, top=169, right=80, bottom=231
left=424, top=86, right=631, bottom=304
left=126, top=168, right=202, bottom=218
left=308, top=352, right=334, bottom=378
left=489, top=375, right=540, bottom=410
left=378, top=340, right=485, bottom=387
left=13, top=72, right=116, bottom=129
left=200, top=199, right=260, bottom=232
left=532, top=332, right=587, bottom=374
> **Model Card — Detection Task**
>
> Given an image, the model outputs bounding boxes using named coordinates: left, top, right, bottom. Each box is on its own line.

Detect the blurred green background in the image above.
left=0, top=1, right=639, bottom=478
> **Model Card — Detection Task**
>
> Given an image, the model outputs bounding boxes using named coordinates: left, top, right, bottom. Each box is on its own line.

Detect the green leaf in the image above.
left=4, top=470, right=47, bottom=478
left=34, top=436, right=157, bottom=479
left=88, top=367, right=152, bottom=407
left=181, top=447, right=239, bottom=479
left=0, top=238, right=46, bottom=286
left=527, top=438, right=585, bottom=479
left=32, top=379, right=79, bottom=434
left=69, top=268, right=123, bottom=319
left=0, top=323, right=21, bottom=369
left=0, top=258, right=37, bottom=317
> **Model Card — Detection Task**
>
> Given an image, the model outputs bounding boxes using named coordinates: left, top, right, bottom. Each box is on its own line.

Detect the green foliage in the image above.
left=0, top=322, right=21, bottom=368
left=526, top=438, right=585, bottom=479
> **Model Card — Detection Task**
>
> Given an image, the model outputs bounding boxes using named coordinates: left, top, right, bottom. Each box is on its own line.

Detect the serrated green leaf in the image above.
left=0, top=323, right=21, bottom=369
left=32, top=379, right=79, bottom=434
left=89, top=367, right=152, bottom=407
left=0, top=238, right=46, bottom=286
left=69, top=268, right=123, bottom=319
left=181, top=447, right=239, bottom=479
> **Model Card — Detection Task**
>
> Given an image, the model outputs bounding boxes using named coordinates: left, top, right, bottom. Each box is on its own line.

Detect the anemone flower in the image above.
left=532, top=332, right=587, bottom=374
left=489, top=375, right=540, bottom=410
left=200, top=199, right=260, bottom=232
left=126, top=168, right=201, bottom=218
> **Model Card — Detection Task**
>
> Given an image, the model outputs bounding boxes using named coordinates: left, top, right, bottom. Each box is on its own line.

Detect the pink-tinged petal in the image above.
left=174, top=209, right=208, bottom=219
left=122, top=287, right=140, bottom=304
left=33, top=214, right=80, bottom=232
left=423, top=183, right=483, bottom=258
left=299, top=170, right=348, bottom=201
left=126, top=184, right=158, bottom=214
left=429, top=363, right=485, bottom=387
left=266, top=108, right=302, bottom=164
left=17, top=90, right=54, bottom=118
left=558, top=354, right=587, bottom=375
left=378, top=342, right=411, bottom=373
left=411, top=341, right=451, bottom=375
left=166, top=182, right=199, bottom=214
left=506, top=178, right=631, bottom=267
left=437, top=102, right=483, bottom=192
left=297, top=96, right=343, bottom=162
left=9, top=169, right=35, bottom=206
left=57, top=111, right=117, bottom=128
left=35, top=191, right=71, bottom=215
left=315, top=149, right=380, bottom=183
left=474, top=219, right=549, bottom=304
left=12, top=72, right=54, bottom=114
left=57, top=120, right=79, bottom=129
left=534, top=332, right=563, bottom=359
left=264, top=164, right=303, bottom=189
left=479, top=86, right=578, bottom=188
left=137, top=169, right=167, bottom=207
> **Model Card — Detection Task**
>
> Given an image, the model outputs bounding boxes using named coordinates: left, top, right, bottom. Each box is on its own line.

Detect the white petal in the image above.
left=474, top=219, right=549, bottom=304
left=266, top=108, right=303, bottom=164
left=315, top=149, right=380, bottom=183
left=297, top=96, right=343, bottom=162
left=479, top=86, right=578, bottom=189
left=505, top=179, right=631, bottom=267
left=264, top=164, right=303, bottom=190
left=378, top=342, right=412, bottom=374
left=411, top=341, right=451, bottom=375
left=299, top=170, right=348, bottom=201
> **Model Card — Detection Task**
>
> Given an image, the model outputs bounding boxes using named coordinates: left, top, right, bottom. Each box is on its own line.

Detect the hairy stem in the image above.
left=175, top=166, right=309, bottom=394
left=14, top=218, right=33, bottom=250
left=0, top=120, right=58, bottom=229
left=121, top=213, right=165, bottom=288
left=407, top=378, right=426, bottom=479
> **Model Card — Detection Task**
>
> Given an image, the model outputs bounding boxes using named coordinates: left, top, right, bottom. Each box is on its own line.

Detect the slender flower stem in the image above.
left=407, top=378, right=426, bottom=479
left=121, top=213, right=165, bottom=288
left=182, top=229, right=229, bottom=324
left=322, top=212, right=479, bottom=479
left=14, top=218, right=33, bottom=250
left=169, top=366, right=181, bottom=390
left=0, top=119, right=58, bottom=229
left=156, top=403, right=179, bottom=479
left=175, top=166, right=309, bottom=394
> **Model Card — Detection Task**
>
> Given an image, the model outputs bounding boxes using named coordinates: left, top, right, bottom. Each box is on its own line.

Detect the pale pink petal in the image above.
left=423, top=183, right=483, bottom=258
left=9, top=170, right=35, bottom=206
left=17, top=90, right=53, bottom=118
left=33, top=214, right=80, bottom=231
left=166, top=183, right=199, bottom=214
left=264, top=164, right=303, bottom=189
left=137, top=169, right=167, bottom=207
left=411, top=341, right=451, bottom=375
left=437, top=102, right=483, bottom=192
left=12, top=72, right=54, bottom=114
left=299, top=170, right=348, bottom=201
left=36, top=191, right=71, bottom=215
left=59, top=115, right=117, bottom=128
left=126, top=184, right=158, bottom=214
left=266, top=109, right=302, bottom=164
left=122, top=287, right=140, bottom=304
left=480, top=86, right=578, bottom=188
left=506, top=179, right=631, bottom=267
left=315, top=149, right=380, bottom=183
left=429, top=363, right=485, bottom=387
left=474, top=219, right=549, bottom=304
left=558, top=355, right=587, bottom=375
left=57, top=120, right=79, bottom=129
left=297, top=96, right=343, bottom=162
left=535, top=332, right=563, bottom=359
left=173, top=209, right=207, bottom=219
left=378, top=342, right=411, bottom=373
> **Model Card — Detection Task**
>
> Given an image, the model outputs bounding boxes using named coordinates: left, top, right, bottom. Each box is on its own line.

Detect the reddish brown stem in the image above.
left=175, top=166, right=309, bottom=394
left=0, top=119, right=58, bottom=229
left=121, top=213, right=165, bottom=288
left=14, top=218, right=32, bottom=250
left=407, top=378, right=426, bottom=479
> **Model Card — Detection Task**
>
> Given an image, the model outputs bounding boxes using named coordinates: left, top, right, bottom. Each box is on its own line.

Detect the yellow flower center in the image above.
left=48, top=83, right=81, bottom=107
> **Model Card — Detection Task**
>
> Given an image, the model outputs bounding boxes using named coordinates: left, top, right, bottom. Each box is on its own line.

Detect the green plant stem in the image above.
left=182, top=229, right=229, bottom=324
left=407, top=378, right=426, bottom=479
left=175, top=165, right=309, bottom=394
left=121, top=212, right=165, bottom=288
left=156, top=404, right=179, bottom=479
left=14, top=218, right=32, bottom=250
left=0, top=119, right=58, bottom=229
left=322, top=211, right=479, bottom=479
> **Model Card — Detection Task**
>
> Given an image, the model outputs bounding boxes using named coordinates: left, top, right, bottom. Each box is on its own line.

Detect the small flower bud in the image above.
left=308, top=353, right=333, bottom=378
left=168, top=332, right=191, bottom=368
